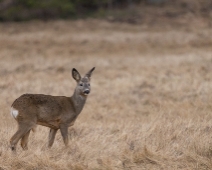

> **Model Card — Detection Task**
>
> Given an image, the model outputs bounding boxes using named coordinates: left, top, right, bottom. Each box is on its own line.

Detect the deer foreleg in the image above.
left=48, top=128, right=58, bottom=148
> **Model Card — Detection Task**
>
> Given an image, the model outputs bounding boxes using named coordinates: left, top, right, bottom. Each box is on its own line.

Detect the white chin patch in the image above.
left=11, top=107, right=19, bottom=119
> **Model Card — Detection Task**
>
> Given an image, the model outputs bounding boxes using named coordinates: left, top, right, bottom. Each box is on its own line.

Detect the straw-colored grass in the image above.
left=0, top=19, right=212, bottom=169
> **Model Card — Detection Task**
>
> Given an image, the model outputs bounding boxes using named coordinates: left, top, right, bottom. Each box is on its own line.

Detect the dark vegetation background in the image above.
left=0, top=0, right=212, bottom=21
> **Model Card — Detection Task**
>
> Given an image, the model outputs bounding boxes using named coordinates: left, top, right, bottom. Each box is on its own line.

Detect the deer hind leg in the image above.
left=48, top=128, right=58, bottom=148
left=20, top=130, right=31, bottom=150
left=59, top=125, right=69, bottom=146
left=10, top=123, right=35, bottom=151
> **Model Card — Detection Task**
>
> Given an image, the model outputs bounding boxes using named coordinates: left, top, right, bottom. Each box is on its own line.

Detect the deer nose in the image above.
left=84, top=90, right=90, bottom=94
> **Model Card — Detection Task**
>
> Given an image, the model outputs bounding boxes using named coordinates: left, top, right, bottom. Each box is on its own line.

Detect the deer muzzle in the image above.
left=83, top=89, right=90, bottom=95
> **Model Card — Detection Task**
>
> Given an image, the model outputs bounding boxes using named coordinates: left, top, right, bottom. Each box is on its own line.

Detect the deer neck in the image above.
left=71, top=90, right=87, bottom=114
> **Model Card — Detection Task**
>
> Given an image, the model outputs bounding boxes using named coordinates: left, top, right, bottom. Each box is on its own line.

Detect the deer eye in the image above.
left=79, top=83, right=83, bottom=86
left=88, top=84, right=90, bottom=86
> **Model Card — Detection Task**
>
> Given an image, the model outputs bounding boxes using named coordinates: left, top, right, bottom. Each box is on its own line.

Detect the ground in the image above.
left=0, top=18, right=212, bottom=169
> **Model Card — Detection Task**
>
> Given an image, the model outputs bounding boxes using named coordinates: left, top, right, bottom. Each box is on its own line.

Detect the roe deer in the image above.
left=10, top=67, right=95, bottom=151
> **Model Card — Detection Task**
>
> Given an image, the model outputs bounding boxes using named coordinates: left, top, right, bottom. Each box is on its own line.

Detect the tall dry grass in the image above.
left=0, top=19, right=212, bottom=169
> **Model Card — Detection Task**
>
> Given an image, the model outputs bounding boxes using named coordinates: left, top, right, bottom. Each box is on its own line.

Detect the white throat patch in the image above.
left=11, top=107, right=19, bottom=119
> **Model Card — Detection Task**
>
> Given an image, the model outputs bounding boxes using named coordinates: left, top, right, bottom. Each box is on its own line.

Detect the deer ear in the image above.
left=85, top=67, right=95, bottom=80
left=72, top=68, right=81, bottom=82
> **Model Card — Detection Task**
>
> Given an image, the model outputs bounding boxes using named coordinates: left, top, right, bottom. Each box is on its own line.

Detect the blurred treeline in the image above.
left=0, top=0, right=211, bottom=21
left=1, top=0, right=141, bottom=21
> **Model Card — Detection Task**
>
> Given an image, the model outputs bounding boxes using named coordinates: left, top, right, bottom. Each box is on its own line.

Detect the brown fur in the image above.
left=10, top=67, right=95, bottom=151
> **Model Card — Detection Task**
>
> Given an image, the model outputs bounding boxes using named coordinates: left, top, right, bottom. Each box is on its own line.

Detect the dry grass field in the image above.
left=0, top=18, right=212, bottom=169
